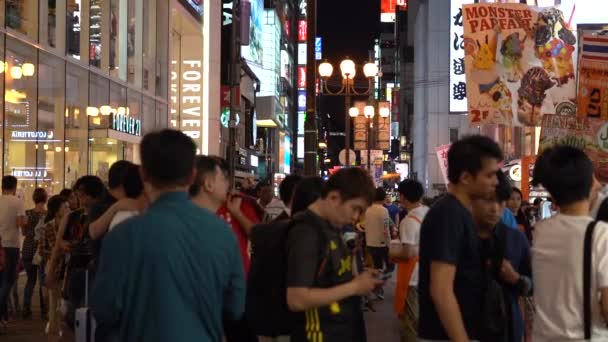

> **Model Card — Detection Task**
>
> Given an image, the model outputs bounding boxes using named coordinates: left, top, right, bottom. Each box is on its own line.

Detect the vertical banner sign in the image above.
left=297, top=66, right=306, bottom=88
left=353, top=116, right=368, bottom=150
left=315, top=37, right=322, bottom=60
left=462, top=3, right=577, bottom=126
left=434, top=144, right=451, bottom=185
left=298, top=20, right=307, bottom=42
left=381, top=0, right=396, bottom=23
left=539, top=114, right=608, bottom=183
left=449, top=0, right=474, bottom=113
left=577, top=34, right=608, bottom=120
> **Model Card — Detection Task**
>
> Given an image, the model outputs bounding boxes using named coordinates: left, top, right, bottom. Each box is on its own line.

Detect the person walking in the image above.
left=418, top=135, right=503, bottom=342
left=22, top=187, right=48, bottom=319
left=91, top=129, right=245, bottom=341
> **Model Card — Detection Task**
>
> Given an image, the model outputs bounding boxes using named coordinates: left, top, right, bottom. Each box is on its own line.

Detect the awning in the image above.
left=89, top=129, right=142, bottom=144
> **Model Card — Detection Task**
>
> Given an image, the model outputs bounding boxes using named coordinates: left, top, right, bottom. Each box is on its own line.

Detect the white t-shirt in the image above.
left=399, top=205, right=429, bottom=287
left=0, top=194, right=26, bottom=248
left=532, top=214, right=608, bottom=341
left=261, top=198, right=287, bottom=222
left=109, top=210, right=139, bottom=232
left=363, top=203, right=391, bottom=247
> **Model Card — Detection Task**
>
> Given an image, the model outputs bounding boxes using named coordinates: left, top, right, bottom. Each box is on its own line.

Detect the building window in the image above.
left=89, top=0, right=102, bottom=67
left=65, top=64, right=89, bottom=188
left=156, top=101, right=168, bottom=129
left=67, top=0, right=82, bottom=59
left=127, top=0, right=137, bottom=84
left=4, top=37, right=38, bottom=203
left=449, top=128, right=459, bottom=143
left=109, top=0, right=121, bottom=78
left=142, top=0, right=156, bottom=91
left=40, top=0, right=59, bottom=48
left=37, top=52, right=65, bottom=195
left=156, top=0, right=169, bottom=98
left=142, top=95, right=155, bottom=135
left=88, top=72, right=109, bottom=129
left=6, top=0, right=38, bottom=40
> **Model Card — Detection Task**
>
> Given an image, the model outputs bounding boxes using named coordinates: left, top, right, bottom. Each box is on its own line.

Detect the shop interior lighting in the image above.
left=10, top=66, right=22, bottom=79
left=100, top=105, right=113, bottom=116
left=43, top=144, right=49, bottom=150
left=117, top=107, right=126, bottom=115
left=55, top=146, right=61, bottom=152
left=86, top=106, right=99, bottom=117
left=92, top=117, right=101, bottom=125
left=64, top=147, right=69, bottom=152
left=21, top=63, right=35, bottom=77
left=256, top=119, right=278, bottom=127
left=5, top=89, right=26, bottom=104
left=0, top=61, right=5, bottom=73
left=318, top=142, right=327, bottom=149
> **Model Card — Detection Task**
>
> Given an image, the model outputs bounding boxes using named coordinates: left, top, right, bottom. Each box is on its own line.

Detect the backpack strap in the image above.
left=584, top=220, right=598, bottom=340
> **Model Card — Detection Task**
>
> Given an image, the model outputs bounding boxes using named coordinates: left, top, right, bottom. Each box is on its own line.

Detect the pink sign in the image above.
left=435, top=144, right=451, bottom=184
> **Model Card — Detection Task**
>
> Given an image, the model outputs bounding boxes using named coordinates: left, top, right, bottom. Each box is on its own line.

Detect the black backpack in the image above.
left=245, top=212, right=327, bottom=337
left=480, top=224, right=510, bottom=342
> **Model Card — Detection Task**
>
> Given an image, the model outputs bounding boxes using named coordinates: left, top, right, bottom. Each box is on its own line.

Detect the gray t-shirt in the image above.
left=0, top=194, right=26, bottom=248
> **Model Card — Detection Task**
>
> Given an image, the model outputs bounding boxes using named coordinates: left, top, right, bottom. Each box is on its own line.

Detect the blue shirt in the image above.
left=91, top=192, right=245, bottom=342
left=384, top=203, right=400, bottom=224
left=501, top=208, right=518, bottom=229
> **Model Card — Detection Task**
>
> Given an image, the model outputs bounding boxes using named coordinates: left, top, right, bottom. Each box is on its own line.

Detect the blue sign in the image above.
left=315, top=37, right=322, bottom=60
left=298, top=90, right=306, bottom=111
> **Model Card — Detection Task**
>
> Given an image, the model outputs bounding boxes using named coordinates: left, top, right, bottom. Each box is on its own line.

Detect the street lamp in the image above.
left=318, top=58, right=378, bottom=167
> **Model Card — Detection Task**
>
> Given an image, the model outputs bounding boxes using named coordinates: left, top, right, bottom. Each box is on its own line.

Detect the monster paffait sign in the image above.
left=463, top=3, right=577, bottom=127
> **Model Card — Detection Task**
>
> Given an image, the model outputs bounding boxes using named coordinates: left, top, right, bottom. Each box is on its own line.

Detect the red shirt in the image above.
left=217, top=198, right=261, bottom=276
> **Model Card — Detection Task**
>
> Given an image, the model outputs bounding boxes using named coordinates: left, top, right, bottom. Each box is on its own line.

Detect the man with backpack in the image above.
left=531, top=145, right=608, bottom=340
left=472, top=171, right=532, bottom=342
left=286, top=168, right=383, bottom=342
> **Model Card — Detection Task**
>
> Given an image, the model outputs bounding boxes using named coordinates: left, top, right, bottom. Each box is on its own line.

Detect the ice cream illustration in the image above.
left=534, top=7, right=576, bottom=86
left=500, top=32, right=526, bottom=82
left=517, top=67, right=555, bottom=126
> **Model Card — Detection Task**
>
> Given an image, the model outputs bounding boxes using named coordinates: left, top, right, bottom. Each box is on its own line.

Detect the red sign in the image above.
left=392, top=89, right=400, bottom=121
left=298, top=20, right=307, bottom=42
left=285, top=21, right=290, bottom=37
left=298, top=66, right=306, bottom=89
left=221, top=85, right=240, bottom=107
left=381, top=0, right=396, bottom=14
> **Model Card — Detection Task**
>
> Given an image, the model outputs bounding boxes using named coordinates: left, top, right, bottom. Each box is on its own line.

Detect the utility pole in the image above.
left=303, top=0, right=317, bottom=176
left=227, top=0, right=241, bottom=182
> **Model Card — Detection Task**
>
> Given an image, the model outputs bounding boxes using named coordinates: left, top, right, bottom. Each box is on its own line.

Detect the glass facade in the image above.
left=0, top=0, right=170, bottom=206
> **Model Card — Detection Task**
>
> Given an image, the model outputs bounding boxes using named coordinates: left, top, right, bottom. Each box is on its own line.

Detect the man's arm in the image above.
left=392, top=217, right=420, bottom=261
left=46, top=214, right=70, bottom=287
left=17, top=202, right=27, bottom=233
left=227, top=195, right=258, bottom=236
left=89, top=199, right=139, bottom=240
left=223, top=231, right=246, bottom=320
left=430, top=261, right=469, bottom=342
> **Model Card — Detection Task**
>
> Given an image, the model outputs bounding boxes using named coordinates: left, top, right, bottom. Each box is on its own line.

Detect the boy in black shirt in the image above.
left=287, top=168, right=383, bottom=342
left=418, top=135, right=503, bottom=342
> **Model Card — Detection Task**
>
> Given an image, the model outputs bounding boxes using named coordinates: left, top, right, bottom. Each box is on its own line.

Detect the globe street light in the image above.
left=318, top=58, right=378, bottom=167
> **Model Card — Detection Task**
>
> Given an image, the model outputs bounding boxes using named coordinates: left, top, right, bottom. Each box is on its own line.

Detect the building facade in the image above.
left=0, top=0, right=175, bottom=204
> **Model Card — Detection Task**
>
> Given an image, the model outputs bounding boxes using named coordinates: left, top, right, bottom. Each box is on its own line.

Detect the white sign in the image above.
left=435, top=144, right=451, bottom=184
left=280, top=50, right=289, bottom=79
left=250, top=155, right=259, bottom=167
left=395, top=163, right=409, bottom=181
left=509, top=164, right=522, bottom=182
left=298, top=43, right=306, bottom=66
left=11, top=131, right=53, bottom=139
left=297, top=136, right=304, bottom=159
left=449, top=0, right=474, bottom=113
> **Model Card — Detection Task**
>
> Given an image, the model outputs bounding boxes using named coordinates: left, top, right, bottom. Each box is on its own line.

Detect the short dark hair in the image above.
left=32, top=188, right=48, bottom=204
left=140, top=129, right=197, bottom=188
left=447, top=135, right=503, bottom=184
left=45, top=195, right=68, bottom=223
left=74, top=176, right=106, bottom=199
left=532, top=145, right=594, bottom=207
left=59, top=189, right=73, bottom=198
left=123, top=164, right=144, bottom=199
left=189, top=155, right=229, bottom=197
left=108, top=160, right=134, bottom=190
left=292, top=177, right=324, bottom=214
left=374, top=187, right=386, bottom=202
left=495, top=171, right=513, bottom=202
left=512, top=187, right=522, bottom=197
left=279, top=175, right=303, bottom=204
left=398, top=179, right=424, bottom=203
left=2, top=175, right=17, bottom=191
left=322, top=168, right=375, bottom=205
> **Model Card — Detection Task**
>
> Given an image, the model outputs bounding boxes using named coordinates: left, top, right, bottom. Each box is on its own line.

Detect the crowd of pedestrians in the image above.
left=1, top=129, right=608, bottom=342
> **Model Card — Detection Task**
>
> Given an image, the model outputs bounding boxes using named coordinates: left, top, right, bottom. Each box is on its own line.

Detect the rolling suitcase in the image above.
left=75, top=270, right=96, bottom=342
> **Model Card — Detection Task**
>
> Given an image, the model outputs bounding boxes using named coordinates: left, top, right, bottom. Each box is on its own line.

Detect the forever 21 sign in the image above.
left=111, top=113, right=142, bottom=136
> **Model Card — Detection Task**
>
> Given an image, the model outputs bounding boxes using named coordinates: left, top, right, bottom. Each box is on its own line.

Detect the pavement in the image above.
left=4, top=272, right=401, bottom=341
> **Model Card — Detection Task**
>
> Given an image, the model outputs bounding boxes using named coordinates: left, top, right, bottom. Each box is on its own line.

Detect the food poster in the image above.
left=463, top=4, right=577, bottom=127
left=435, top=144, right=451, bottom=185
left=539, top=114, right=608, bottom=182
left=577, top=34, right=608, bottom=120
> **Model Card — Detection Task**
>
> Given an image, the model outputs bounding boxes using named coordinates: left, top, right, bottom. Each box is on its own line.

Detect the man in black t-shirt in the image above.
left=418, top=135, right=503, bottom=342
left=286, top=168, right=383, bottom=342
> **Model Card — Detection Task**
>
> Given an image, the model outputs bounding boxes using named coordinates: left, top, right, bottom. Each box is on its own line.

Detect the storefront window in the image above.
left=65, top=64, right=88, bottom=188
left=142, top=95, right=155, bottom=135
left=90, top=0, right=102, bottom=67
left=143, top=0, right=156, bottom=92
left=4, top=37, right=38, bottom=203
left=156, top=101, right=168, bottom=130
left=110, top=82, right=126, bottom=125
left=109, top=0, right=121, bottom=77
left=37, top=52, right=65, bottom=195
left=67, top=0, right=82, bottom=59
left=89, top=137, right=122, bottom=181
left=5, top=0, right=38, bottom=41
left=88, top=72, right=109, bottom=129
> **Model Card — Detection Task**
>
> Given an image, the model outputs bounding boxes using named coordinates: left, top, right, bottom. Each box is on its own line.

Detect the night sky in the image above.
left=317, top=0, right=381, bottom=161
